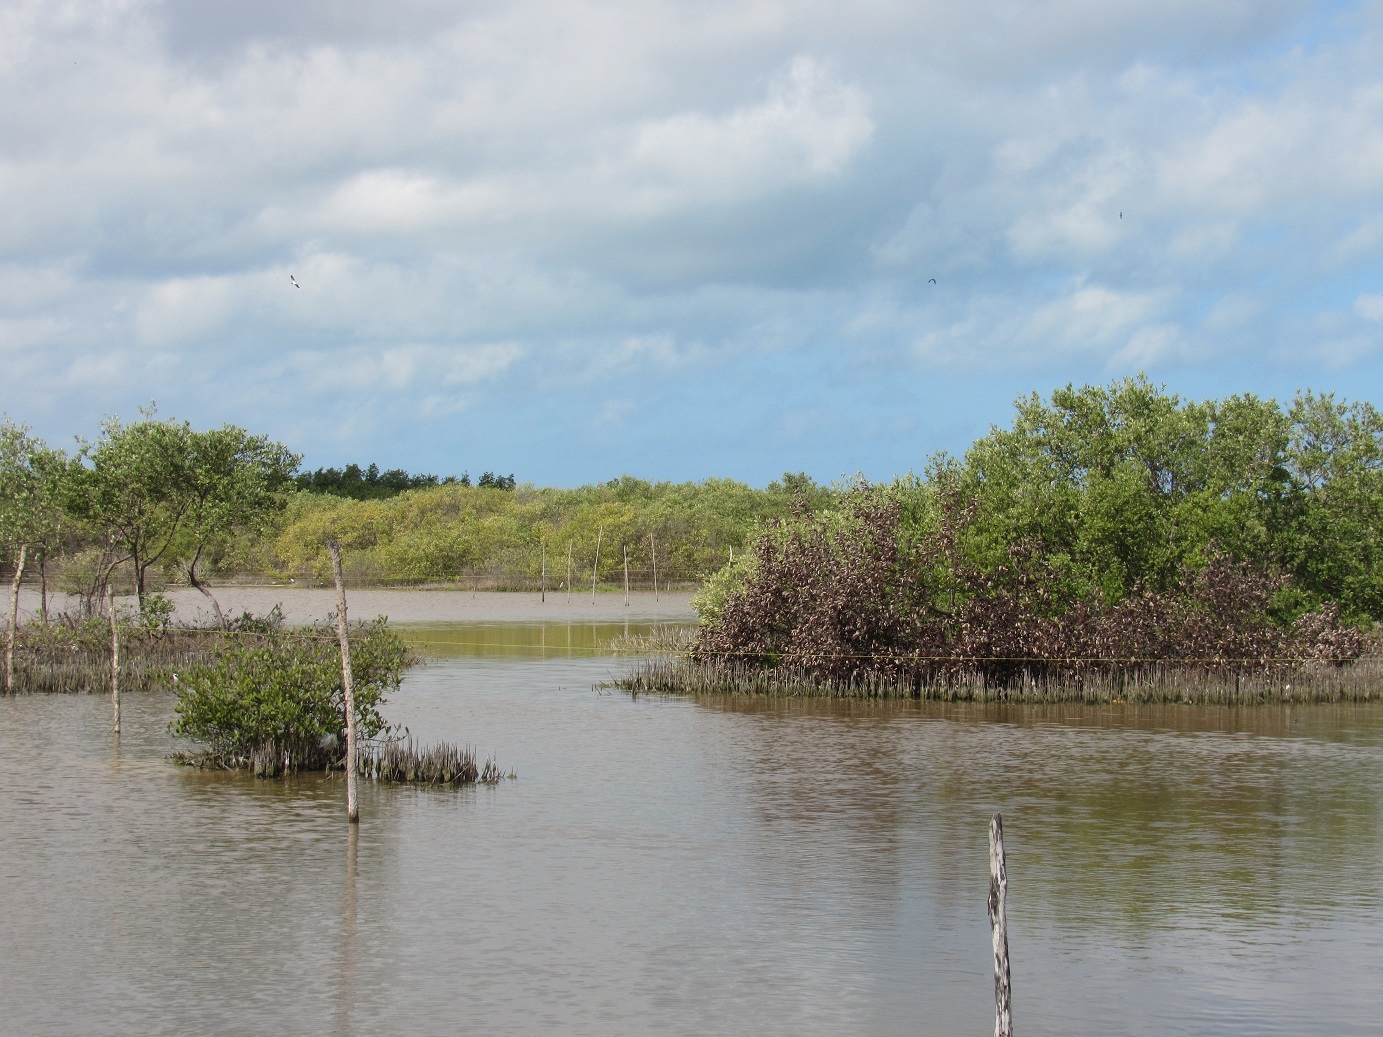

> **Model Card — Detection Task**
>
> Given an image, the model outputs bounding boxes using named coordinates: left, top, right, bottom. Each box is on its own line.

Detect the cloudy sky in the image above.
left=3, top=0, right=1383, bottom=484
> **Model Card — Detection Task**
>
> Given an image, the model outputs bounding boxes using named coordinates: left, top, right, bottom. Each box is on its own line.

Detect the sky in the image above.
left=3, top=0, right=1383, bottom=486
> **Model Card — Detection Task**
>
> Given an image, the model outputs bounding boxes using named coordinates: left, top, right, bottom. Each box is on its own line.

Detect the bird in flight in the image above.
left=929, top=278, right=937, bottom=284
left=1119, top=212, right=1123, bottom=220
left=290, top=275, right=301, bottom=288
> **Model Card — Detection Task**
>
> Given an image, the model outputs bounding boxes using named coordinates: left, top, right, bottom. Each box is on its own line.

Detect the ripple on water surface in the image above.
left=2, top=617, right=1381, bottom=1036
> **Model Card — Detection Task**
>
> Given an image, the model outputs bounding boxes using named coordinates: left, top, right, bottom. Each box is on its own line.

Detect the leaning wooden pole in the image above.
left=623, top=544, right=629, bottom=606
left=649, top=534, right=658, bottom=601
left=107, top=582, right=120, bottom=734
left=328, top=540, right=360, bottom=824
left=5, top=544, right=25, bottom=695
left=988, top=813, right=1013, bottom=1037
left=566, top=543, right=573, bottom=603
left=540, top=541, right=547, bottom=603
left=591, top=526, right=603, bottom=604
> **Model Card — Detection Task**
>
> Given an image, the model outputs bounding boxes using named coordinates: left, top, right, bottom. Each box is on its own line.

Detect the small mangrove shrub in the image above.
left=170, top=618, right=412, bottom=771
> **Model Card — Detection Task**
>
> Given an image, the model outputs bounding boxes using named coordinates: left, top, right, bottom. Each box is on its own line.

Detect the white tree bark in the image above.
left=591, top=526, right=602, bottom=604
left=6, top=544, right=26, bottom=694
left=107, top=582, right=120, bottom=735
left=328, top=540, right=360, bottom=824
left=988, top=813, right=1013, bottom=1037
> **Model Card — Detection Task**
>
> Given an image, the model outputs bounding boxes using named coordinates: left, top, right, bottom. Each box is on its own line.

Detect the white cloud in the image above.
left=1028, top=284, right=1168, bottom=350
left=135, top=275, right=237, bottom=347
left=280, top=343, right=522, bottom=394
left=1356, top=293, right=1383, bottom=321
left=1, top=0, right=1382, bottom=480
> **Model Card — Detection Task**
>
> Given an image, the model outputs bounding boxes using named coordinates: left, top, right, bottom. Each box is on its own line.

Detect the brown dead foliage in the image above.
left=692, top=489, right=1366, bottom=693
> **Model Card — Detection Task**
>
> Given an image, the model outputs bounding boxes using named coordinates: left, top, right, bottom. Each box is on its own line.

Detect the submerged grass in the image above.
left=617, top=656, right=1383, bottom=704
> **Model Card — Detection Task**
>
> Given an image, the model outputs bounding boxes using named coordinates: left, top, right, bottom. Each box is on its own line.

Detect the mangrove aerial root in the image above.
left=617, top=657, right=1383, bottom=704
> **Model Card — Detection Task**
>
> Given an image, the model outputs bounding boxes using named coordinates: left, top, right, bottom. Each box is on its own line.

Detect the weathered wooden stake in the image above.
left=623, top=544, right=629, bottom=606
left=566, top=542, right=573, bottom=603
left=540, top=541, right=547, bottom=603
left=107, top=582, right=120, bottom=734
left=988, top=812, right=1013, bottom=1037
left=327, top=540, right=360, bottom=824
left=591, top=526, right=603, bottom=604
left=649, top=534, right=658, bottom=601
left=39, top=553, right=47, bottom=625
left=5, top=543, right=25, bottom=695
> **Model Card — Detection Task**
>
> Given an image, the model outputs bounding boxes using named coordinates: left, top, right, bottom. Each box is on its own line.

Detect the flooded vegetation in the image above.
left=2, top=609, right=1381, bottom=1035
left=620, top=654, right=1383, bottom=703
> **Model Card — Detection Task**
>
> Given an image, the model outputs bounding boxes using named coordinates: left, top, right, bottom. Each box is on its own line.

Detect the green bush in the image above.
left=170, top=619, right=414, bottom=770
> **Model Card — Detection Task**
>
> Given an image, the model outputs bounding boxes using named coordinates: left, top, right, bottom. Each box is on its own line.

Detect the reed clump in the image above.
left=604, top=625, right=697, bottom=655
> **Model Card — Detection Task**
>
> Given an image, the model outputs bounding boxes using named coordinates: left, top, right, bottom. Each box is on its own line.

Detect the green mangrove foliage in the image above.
left=1, top=412, right=300, bottom=617
left=671, top=379, right=1383, bottom=698
left=170, top=618, right=413, bottom=771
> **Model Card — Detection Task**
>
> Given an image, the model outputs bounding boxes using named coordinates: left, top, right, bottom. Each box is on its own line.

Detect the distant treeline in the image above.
left=295, top=463, right=516, bottom=499
left=230, top=472, right=830, bottom=586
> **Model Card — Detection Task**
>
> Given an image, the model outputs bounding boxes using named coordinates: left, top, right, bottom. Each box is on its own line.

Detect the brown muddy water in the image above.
left=2, top=595, right=1382, bottom=1036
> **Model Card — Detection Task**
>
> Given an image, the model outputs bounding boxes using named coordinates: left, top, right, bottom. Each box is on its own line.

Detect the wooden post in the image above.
left=107, top=582, right=120, bottom=734
left=623, top=544, right=629, bottom=606
left=649, top=534, right=658, bottom=601
left=39, top=552, right=47, bottom=625
left=988, top=813, right=1013, bottom=1037
left=591, top=526, right=602, bottom=604
left=540, top=541, right=547, bottom=603
left=566, top=542, right=573, bottom=603
left=5, top=544, right=25, bottom=695
left=327, top=540, right=360, bottom=824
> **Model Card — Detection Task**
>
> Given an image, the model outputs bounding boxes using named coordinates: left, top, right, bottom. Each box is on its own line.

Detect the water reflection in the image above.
left=397, top=619, right=690, bottom=660
left=1, top=622, right=1380, bottom=1037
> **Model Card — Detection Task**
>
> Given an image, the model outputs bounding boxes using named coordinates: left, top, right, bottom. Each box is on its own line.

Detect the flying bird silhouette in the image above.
left=290, top=275, right=300, bottom=288
left=928, top=278, right=937, bottom=284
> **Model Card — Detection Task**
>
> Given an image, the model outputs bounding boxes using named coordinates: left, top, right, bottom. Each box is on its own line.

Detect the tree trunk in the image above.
left=6, top=544, right=26, bottom=695
left=107, top=583, right=120, bottom=735
left=327, top=540, right=360, bottom=824
left=591, top=526, right=602, bottom=604
left=131, top=546, right=144, bottom=614
left=187, top=545, right=226, bottom=628
left=988, top=813, right=1013, bottom=1037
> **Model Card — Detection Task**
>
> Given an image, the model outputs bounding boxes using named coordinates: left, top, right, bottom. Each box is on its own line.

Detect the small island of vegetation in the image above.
left=626, top=378, right=1383, bottom=703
